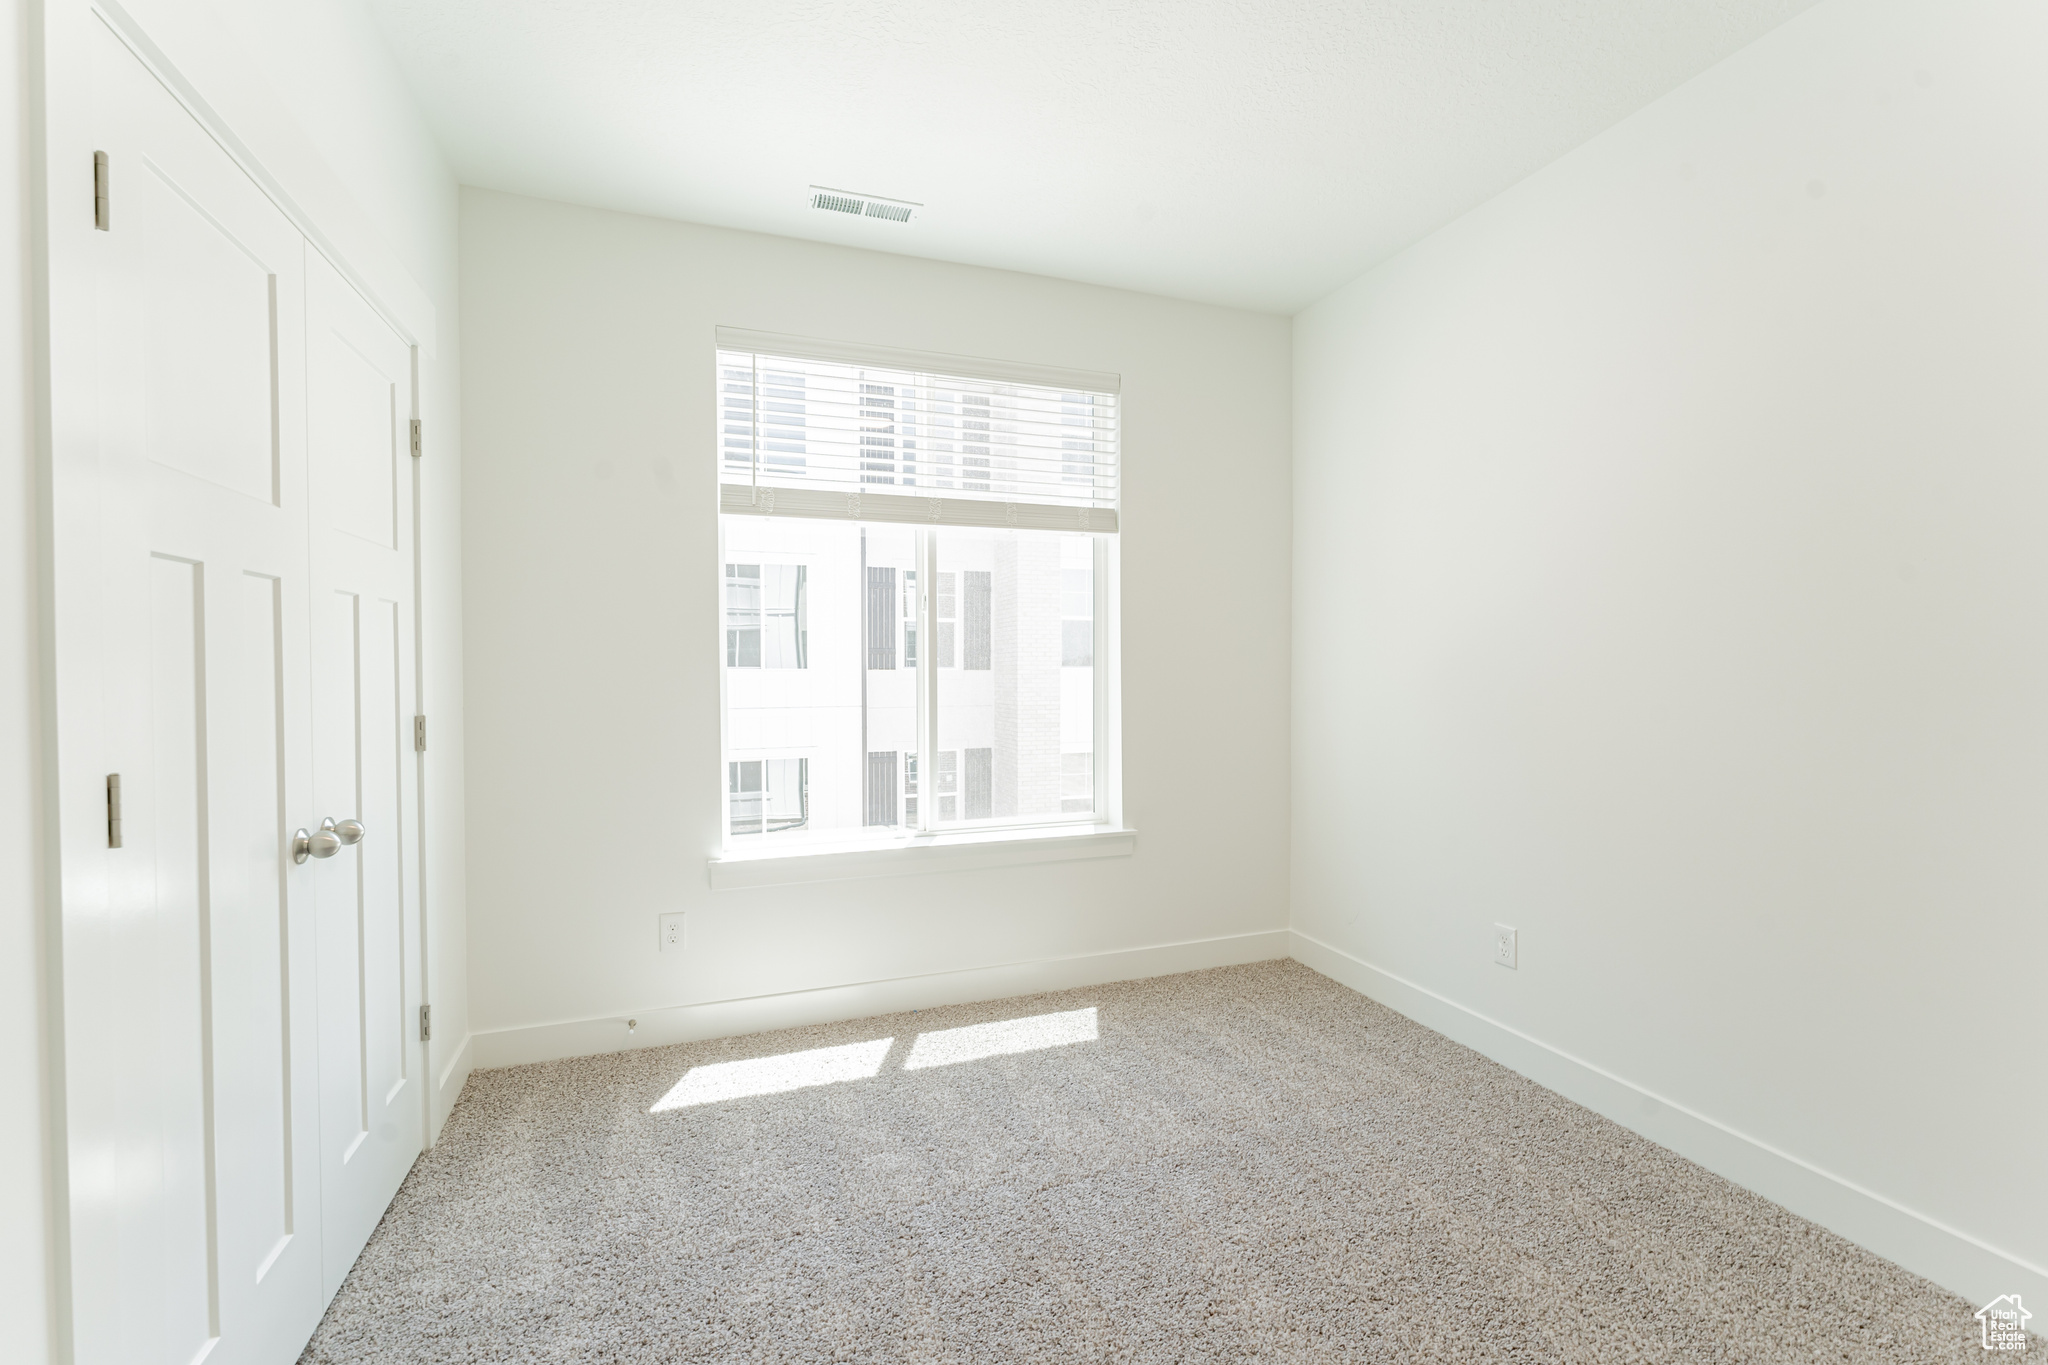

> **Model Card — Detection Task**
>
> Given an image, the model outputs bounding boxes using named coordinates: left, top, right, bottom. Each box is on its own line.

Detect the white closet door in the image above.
left=64, top=19, right=324, bottom=1365
left=305, top=248, right=424, bottom=1300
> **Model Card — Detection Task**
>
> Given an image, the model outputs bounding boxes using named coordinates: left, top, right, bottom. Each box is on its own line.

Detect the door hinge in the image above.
left=414, top=715, right=426, bottom=752
left=409, top=418, right=422, bottom=459
left=106, top=773, right=122, bottom=847
left=93, top=150, right=109, bottom=231
left=419, top=1004, right=431, bottom=1042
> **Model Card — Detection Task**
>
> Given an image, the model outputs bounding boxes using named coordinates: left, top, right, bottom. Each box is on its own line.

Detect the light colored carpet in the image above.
left=301, top=960, right=2008, bottom=1363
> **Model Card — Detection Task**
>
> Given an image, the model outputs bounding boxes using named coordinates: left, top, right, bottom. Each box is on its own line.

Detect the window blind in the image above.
left=716, top=329, right=1120, bottom=533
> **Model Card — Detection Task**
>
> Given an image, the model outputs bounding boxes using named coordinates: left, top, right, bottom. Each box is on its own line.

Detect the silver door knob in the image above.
left=292, top=817, right=366, bottom=864
left=293, top=827, right=341, bottom=863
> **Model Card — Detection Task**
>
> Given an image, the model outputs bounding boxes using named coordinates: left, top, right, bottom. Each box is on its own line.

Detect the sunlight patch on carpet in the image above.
left=904, top=1007, right=1098, bottom=1071
left=651, top=1037, right=894, bottom=1110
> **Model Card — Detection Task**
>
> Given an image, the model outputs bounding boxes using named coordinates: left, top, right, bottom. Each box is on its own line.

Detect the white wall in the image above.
left=460, top=189, right=1291, bottom=1063
left=1292, top=0, right=2046, bottom=1311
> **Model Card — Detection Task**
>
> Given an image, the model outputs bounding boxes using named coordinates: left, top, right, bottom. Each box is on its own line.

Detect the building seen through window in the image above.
left=722, top=518, right=1096, bottom=840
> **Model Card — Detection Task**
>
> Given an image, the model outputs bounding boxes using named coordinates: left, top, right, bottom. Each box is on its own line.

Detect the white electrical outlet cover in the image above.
left=1492, top=924, right=1518, bottom=969
left=659, top=912, right=686, bottom=951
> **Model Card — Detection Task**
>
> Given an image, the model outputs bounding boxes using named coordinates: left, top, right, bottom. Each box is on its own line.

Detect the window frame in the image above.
left=711, top=332, right=1127, bottom=874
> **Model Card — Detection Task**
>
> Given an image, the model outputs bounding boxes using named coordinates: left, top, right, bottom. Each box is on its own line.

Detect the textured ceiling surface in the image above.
left=366, top=0, right=1820, bottom=312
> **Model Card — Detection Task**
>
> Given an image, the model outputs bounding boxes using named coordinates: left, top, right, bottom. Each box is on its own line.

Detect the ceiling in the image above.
left=365, top=0, right=1820, bottom=314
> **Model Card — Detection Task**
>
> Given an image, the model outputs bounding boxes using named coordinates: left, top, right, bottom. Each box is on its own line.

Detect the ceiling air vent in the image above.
left=809, top=185, right=919, bottom=223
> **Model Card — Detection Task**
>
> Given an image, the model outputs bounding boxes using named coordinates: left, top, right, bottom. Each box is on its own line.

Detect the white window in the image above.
left=934, top=571, right=956, bottom=667
left=903, top=568, right=918, bottom=668
left=725, top=562, right=806, bottom=668
left=728, top=757, right=809, bottom=835
left=1061, top=754, right=1092, bottom=813
left=717, top=330, right=1118, bottom=852
left=1062, top=567, right=1093, bottom=667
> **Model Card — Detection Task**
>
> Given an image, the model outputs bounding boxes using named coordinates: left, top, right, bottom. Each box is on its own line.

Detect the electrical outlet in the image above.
left=659, top=912, right=686, bottom=951
left=1492, top=924, right=1518, bottom=970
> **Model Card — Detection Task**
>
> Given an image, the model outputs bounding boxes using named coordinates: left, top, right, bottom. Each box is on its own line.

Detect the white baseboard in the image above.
left=429, top=1033, right=473, bottom=1145
left=1289, top=929, right=2047, bottom=1315
left=470, top=928, right=1292, bottom=1071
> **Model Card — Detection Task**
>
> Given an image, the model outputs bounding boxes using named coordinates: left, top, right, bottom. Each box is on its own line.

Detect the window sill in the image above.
left=707, top=825, right=1136, bottom=891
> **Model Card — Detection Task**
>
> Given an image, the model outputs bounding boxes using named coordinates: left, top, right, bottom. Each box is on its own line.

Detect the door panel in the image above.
left=138, top=155, right=279, bottom=505
left=307, top=249, right=422, bottom=1299
left=312, top=593, right=408, bottom=1138
left=142, top=552, right=217, bottom=1365
left=213, top=570, right=299, bottom=1288
left=64, top=20, right=324, bottom=1365
left=322, top=333, right=401, bottom=548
